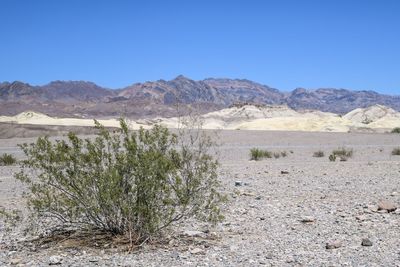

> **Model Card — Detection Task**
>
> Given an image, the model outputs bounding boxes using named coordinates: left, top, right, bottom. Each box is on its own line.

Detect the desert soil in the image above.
left=1, top=130, right=400, bottom=266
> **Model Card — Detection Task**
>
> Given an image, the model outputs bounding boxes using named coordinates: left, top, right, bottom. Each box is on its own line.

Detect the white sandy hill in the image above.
left=0, top=111, right=146, bottom=129
left=0, top=105, right=399, bottom=132
left=159, top=104, right=399, bottom=132
left=194, top=105, right=353, bottom=132
left=343, top=104, right=400, bottom=129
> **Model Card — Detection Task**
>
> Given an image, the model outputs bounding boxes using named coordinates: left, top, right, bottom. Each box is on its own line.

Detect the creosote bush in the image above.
left=391, top=127, right=400, bottom=134
left=250, top=148, right=288, bottom=161
left=0, top=153, right=17, bottom=166
left=329, top=147, right=353, bottom=162
left=15, top=119, right=223, bottom=243
left=250, top=148, right=272, bottom=161
left=332, top=147, right=353, bottom=158
left=392, top=147, right=400, bottom=156
left=313, top=151, right=325, bottom=158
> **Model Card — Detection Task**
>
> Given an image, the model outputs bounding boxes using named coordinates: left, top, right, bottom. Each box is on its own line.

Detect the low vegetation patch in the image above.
left=392, top=148, right=400, bottom=156
left=329, top=154, right=336, bottom=162
left=313, top=151, right=325, bottom=157
left=250, top=148, right=288, bottom=160
left=332, top=147, right=353, bottom=158
left=391, top=127, right=400, bottom=134
left=329, top=147, right=353, bottom=162
left=15, top=119, right=223, bottom=244
left=250, top=148, right=272, bottom=160
left=0, top=153, right=17, bottom=166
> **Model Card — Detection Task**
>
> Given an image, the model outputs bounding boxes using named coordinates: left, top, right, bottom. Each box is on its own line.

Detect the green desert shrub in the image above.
left=329, top=154, right=336, bottom=162
left=391, top=127, right=400, bottom=133
left=392, top=147, right=400, bottom=156
left=0, top=153, right=17, bottom=166
left=313, top=150, right=325, bottom=158
left=332, top=147, right=353, bottom=158
left=250, top=148, right=272, bottom=161
left=15, top=119, right=223, bottom=242
left=250, top=148, right=288, bottom=160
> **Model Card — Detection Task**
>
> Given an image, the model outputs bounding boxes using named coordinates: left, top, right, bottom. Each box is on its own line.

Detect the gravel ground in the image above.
left=1, top=130, right=400, bottom=266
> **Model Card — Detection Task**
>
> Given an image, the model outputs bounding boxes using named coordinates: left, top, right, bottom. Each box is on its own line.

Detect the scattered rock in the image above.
left=361, top=238, right=373, bottom=247
left=265, top=253, right=273, bottom=259
left=190, top=248, right=204, bottom=254
left=241, top=192, right=255, bottom=197
left=300, top=216, right=316, bottom=223
left=183, top=230, right=204, bottom=238
left=9, top=258, right=22, bottom=265
left=235, top=181, right=244, bottom=186
left=49, top=255, right=63, bottom=265
left=377, top=200, right=397, bottom=212
left=365, top=204, right=378, bottom=212
left=325, top=240, right=342, bottom=249
left=355, top=215, right=367, bottom=221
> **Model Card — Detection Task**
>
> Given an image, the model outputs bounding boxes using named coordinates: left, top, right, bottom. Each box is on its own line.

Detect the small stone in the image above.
left=265, top=253, right=273, bottom=259
left=365, top=204, right=378, bottom=212
left=325, top=240, right=342, bottom=249
left=377, top=200, right=397, bottom=212
left=235, top=181, right=244, bottom=186
left=355, top=215, right=367, bottom=221
left=49, top=255, right=63, bottom=265
left=241, top=192, right=255, bottom=197
left=9, top=258, right=22, bottom=265
left=361, top=238, right=373, bottom=246
left=183, top=230, right=204, bottom=237
left=190, top=248, right=204, bottom=254
left=300, top=216, right=315, bottom=223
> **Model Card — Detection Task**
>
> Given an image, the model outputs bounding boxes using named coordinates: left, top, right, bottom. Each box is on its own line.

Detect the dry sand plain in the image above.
left=1, top=130, right=400, bottom=266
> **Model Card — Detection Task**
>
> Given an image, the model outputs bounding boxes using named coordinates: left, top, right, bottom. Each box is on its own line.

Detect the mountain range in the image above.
left=1, top=75, right=399, bottom=118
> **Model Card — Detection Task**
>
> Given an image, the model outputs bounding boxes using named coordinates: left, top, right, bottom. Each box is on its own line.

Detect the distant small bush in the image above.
left=0, top=153, right=17, bottom=166
left=391, top=127, right=400, bottom=134
left=250, top=148, right=272, bottom=161
left=332, top=147, right=353, bottom=158
left=313, top=151, right=325, bottom=158
left=392, top=148, right=400, bottom=156
left=329, top=154, right=336, bottom=162
left=250, top=148, right=288, bottom=160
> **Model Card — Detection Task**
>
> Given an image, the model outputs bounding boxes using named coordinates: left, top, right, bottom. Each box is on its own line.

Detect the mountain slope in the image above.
left=286, top=88, right=400, bottom=114
left=0, top=76, right=399, bottom=117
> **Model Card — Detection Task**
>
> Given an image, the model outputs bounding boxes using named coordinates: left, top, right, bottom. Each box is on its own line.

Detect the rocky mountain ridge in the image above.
left=0, top=76, right=399, bottom=118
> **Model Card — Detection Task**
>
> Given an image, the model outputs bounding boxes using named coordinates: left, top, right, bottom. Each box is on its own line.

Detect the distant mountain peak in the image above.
left=0, top=76, right=399, bottom=118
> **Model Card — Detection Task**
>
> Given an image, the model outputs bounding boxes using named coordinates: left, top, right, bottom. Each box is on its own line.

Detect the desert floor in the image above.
left=1, top=130, right=400, bottom=266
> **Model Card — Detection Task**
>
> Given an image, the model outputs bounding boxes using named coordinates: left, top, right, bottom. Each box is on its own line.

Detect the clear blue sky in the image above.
left=1, top=0, right=399, bottom=94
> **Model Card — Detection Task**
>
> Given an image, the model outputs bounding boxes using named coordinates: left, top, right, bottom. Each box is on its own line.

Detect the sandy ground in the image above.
left=1, top=130, right=400, bottom=266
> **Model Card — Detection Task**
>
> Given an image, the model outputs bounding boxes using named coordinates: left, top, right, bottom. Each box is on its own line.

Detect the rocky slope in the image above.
left=0, top=76, right=399, bottom=117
